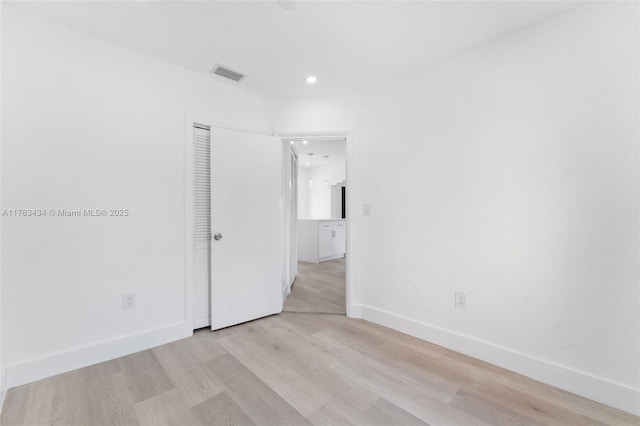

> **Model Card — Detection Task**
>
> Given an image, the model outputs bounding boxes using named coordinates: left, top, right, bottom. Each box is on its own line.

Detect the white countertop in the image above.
left=298, top=218, right=346, bottom=222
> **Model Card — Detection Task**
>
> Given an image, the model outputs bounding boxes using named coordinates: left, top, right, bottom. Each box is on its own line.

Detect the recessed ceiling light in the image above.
left=289, top=141, right=295, bottom=144
left=302, top=140, right=309, bottom=144
left=305, top=162, right=310, bottom=166
left=306, top=75, right=317, bottom=84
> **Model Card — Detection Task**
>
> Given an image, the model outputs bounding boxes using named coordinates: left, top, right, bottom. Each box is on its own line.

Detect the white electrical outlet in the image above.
left=122, top=293, right=136, bottom=310
left=455, top=291, right=466, bottom=309
left=362, top=203, right=371, bottom=216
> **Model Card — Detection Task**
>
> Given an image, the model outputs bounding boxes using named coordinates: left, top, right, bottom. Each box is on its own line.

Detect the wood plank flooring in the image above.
left=2, top=256, right=638, bottom=425
left=2, top=313, right=637, bottom=425
left=283, top=259, right=346, bottom=314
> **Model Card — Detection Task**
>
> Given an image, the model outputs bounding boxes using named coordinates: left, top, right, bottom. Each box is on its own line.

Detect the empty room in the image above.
left=0, top=1, right=638, bottom=425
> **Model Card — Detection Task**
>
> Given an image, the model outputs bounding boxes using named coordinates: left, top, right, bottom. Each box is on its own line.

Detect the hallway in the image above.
left=283, top=259, right=346, bottom=315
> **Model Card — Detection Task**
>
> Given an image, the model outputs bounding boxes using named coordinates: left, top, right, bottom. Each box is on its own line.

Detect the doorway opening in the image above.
left=281, top=135, right=349, bottom=315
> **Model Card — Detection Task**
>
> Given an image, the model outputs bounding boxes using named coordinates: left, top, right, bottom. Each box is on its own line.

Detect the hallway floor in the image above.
left=283, top=258, right=346, bottom=315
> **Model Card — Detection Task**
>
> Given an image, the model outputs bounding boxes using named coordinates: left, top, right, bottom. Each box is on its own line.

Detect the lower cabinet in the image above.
left=298, top=219, right=346, bottom=263
left=318, top=228, right=333, bottom=258
left=334, top=222, right=346, bottom=254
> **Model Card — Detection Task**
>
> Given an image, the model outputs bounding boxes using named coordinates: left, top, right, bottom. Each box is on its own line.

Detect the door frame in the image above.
left=278, top=131, right=355, bottom=317
left=287, top=146, right=298, bottom=289
left=185, top=115, right=278, bottom=329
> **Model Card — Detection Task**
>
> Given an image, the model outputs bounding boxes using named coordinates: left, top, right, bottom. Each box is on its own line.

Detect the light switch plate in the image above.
left=455, top=291, right=466, bottom=309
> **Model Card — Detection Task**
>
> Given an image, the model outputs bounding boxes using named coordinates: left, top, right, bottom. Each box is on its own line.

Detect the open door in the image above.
left=210, top=127, right=282, bottom=330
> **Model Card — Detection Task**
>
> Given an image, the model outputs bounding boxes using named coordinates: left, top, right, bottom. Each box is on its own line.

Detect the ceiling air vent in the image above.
left=211, top=64, right=245, bottom=82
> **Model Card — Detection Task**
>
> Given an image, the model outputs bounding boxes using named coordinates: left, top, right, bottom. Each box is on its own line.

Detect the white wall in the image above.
left=298, top=161, right=345, bottom=219
left=269, top=3, right=639, bottom=415
left=0, top=0, right=4, bottom=408
left=1, top=6, right=271, bottom=386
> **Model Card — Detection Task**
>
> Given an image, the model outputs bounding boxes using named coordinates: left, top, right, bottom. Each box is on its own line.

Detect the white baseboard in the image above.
left=5, top=322, right=192, bottom=389
left=281, top=273, right=295, bottom=305
left=282, top=282, right=291, bottom=305
left=193, top=317, right=211, bottom=330
left=0, top=367, right=6, bottom=414
left=347, top=303, right=363, bottom=319
left=361, top=305, right=639, bottom=416
left=319, top=254, right=345, bottom=263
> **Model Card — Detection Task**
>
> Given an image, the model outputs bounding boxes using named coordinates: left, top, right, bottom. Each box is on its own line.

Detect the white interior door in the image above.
left=210, top=127, right=282, bottom=330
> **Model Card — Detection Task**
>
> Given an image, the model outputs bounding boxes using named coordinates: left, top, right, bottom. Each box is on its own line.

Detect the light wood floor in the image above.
left=283, top=259, right=346, bottom=314
left=2, top=260, right=637, bottom=426
left=1, top=313, right=637, bottom=426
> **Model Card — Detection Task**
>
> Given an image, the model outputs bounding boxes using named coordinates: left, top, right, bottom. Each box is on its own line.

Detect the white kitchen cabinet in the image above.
left=298, top=219, right=346, bottom=263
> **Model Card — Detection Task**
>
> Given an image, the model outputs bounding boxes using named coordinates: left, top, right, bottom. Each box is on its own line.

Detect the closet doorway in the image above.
left=188, top=122, right=283, bottom=330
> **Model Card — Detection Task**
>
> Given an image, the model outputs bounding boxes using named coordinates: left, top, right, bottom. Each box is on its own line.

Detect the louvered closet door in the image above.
left=210, top=127, right=282, bottom=330
left=193, top=125, right=211, bottom=328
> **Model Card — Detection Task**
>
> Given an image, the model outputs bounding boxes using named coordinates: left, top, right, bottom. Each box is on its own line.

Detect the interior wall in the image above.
left=269, top=2, right=639, bottom=414
left=1, top=6, right=271, bottom=385
left=0, top=0, right=4, bottom=406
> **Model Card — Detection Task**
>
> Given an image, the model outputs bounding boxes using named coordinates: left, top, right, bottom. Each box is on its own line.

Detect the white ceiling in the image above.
left=291, top=139, right=346, bottom=170
left=10, top=1, right=578, bottom=99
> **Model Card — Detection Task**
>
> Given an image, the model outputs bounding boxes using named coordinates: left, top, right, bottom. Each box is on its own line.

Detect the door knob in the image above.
left=213, top=233, right=223, bottom=241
